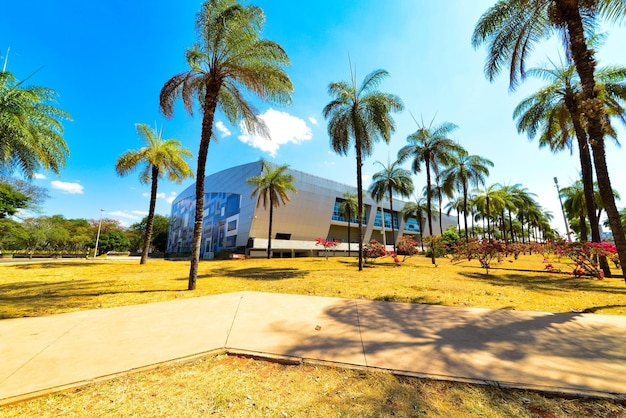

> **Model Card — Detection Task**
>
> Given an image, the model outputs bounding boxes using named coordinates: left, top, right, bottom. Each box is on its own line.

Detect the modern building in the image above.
left=166, top=161, right=457, bottom=258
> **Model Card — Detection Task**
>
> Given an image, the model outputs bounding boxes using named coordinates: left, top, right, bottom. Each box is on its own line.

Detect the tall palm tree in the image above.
left=444, top=194, right=465, bottom=237
left=560, top=180, right=589, bottom=241
left=473, top=184, right=507, bottom=241
left=338, top=191, right=359, bottom=256
left=397, top=119, right=462, bottom=264
left=472, top=0, right=626, bottom=280
left=0, top=70, right=72, bottom=178
left=160, top=0, right=293, bottom=289
left=368, top=160, right=414, bottom=253
left=441, top=149, right=493, bottom=241
left=401, top=195, right=427, bottom=251
left=514, top=63, right=626, bottom=248
left=115, top=124, right=193, bottom=265
left=323, top=68, right=403, bottom=271
left=247, top=160, right=297, bottom=259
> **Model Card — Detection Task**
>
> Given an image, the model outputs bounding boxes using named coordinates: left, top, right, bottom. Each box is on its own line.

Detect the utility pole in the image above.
left=553, top=177, right=571, bottom=242
left=93, top=209, right=104, bottom=258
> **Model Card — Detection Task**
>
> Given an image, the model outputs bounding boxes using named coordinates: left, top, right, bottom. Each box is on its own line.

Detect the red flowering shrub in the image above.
left=315, top=238, right=340, bottom=260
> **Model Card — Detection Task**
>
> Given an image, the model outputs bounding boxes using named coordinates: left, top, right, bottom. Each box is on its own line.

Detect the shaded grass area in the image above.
left=1, top=254, right=625, bottom=319
left=2, top=354, right=624, bottom=417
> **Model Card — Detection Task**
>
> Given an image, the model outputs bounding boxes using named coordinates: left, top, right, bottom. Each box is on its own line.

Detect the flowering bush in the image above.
left=544, top=241, right=618, bottom=279
left=396, top=235, right=419, bottom=261
left=363, top=239, right=400, bottom=265
left=315, top=238, right=340, bottom=260
left=450, top=239, right=507, bottom=274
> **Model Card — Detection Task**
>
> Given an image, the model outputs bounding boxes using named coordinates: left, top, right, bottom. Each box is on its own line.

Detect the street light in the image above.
left=93, top=209, right=104, bottom=258
left=553, top=177, right=571, bottom=242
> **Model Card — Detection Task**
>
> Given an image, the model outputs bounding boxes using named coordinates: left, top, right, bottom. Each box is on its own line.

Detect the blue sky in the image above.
left=2, top=0, right=625, bottom=235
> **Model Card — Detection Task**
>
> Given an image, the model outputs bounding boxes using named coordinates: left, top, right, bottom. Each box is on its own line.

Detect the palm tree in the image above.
left=472, top=184, right=507, bottom=241
left=0, top=70, right=72, bottom=178
left=560, top=180, right=589, bottom=241
left=514, top=63, right=626, bottom=249
left=368, top=160, right=413, bottom=253
left=323, top=68, right=403, bottom=271
left=444, top=194, right=465, bottom=237
left=401, top=195, right=427, bottom=251
left=160, top=0, right=293, bottom=289
left=247, top=160, right=297, bottom=259
left=441, top=149, right=493, bottom=241
left=397, top=119, right=462, bottom=264
left=472, top=0, right=626, bottom=280
left=115, top=124, right=193, bottom=265
left=338, top=191, right=359, bottom=256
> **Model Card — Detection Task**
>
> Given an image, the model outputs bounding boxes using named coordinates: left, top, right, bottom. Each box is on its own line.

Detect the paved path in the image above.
left=1, top=292, right=625, bottom=405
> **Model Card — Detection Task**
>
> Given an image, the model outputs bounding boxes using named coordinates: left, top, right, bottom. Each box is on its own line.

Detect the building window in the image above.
left=374, top=209, right=398, bottom=229
left=332, top=198, right=365, bottom=225
left=403, top=216, right=420, bottom=233
left=227, top=220, right=237, bottom=231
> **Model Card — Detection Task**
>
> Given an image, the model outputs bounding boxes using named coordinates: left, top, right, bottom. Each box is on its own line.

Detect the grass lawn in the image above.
left=1, top=254, right=625, bottom=416
left=1, top=253, right=624, bottom=319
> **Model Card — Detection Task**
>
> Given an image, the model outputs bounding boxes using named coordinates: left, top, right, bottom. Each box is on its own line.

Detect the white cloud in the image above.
left=166, top=192, right=177, bottom=204
left=50, top=180, right=84, bottom=194
left=142, top=191, right=176, bottom=203
left=238, top=109, right=313, bottom=156
left=108, top=210, right=141, bottom=220
left=132, top=210, right=148, bottom=216
left=33, top=173, right=46, bottom=180
left=215, top=121, right=232, bottom=137
left=309, top=116, right=319, bottom=126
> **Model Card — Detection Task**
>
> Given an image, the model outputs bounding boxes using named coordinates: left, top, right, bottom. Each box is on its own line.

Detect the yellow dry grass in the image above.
left=1, top=253, right=624, bottom=319
left=2, top=354, right=624, bottom=417
left=2, top=255, right=626, bottom=416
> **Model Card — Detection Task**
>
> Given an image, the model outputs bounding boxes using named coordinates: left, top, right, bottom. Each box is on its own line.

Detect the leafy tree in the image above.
left=0, top=218, right=28, bottom=250
left=472, top=184, right=506, bottom=241
left=129, top=214, right=171, bottom=253
left=116, top=124, right=192, bottom=265
left=441, top=149, right=493, bottom=241
left=472, top=0, right=626, bottom=280
left=397, top=119, right=462, bottom=264
left=400, top=195, right=427, bottom=251
left=0, top=176, right=49, bottom=212
left=323, top=68, right=403, bottom=270
left=368, top=160, right=413, bottom=253
left=0, top=182, right=29, bottom=217
left=160, top=0, right=293, bottom=289
left=338, top=192, right=359, bottom=256
left=0, top=70, right=71, bottom=178
left=247, top=160, right=297, bottom=259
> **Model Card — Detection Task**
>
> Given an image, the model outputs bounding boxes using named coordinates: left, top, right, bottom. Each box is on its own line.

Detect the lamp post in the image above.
left=93, top=209, right=104, bottom=258
left=553, top=177, right=571, bottom=242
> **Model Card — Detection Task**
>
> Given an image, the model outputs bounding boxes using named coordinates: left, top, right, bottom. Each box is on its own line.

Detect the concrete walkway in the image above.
left=1, top=292, right=625, bottom=405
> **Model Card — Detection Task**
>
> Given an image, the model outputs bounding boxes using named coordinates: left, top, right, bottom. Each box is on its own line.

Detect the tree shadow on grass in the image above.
left=11, top=262, right=113, bottom=270
left=194, top=267, right=309, bottom=281
left=458, top=271, right=626, bottom=295
left=0, top=279, right=181, bottom=319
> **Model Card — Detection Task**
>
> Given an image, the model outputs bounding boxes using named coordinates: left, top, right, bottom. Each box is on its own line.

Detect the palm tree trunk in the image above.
left=347, top=208, right=351, bottom=257
left=557, top=0, right=626, bottom=281
left=356, top=144, right=364, bottom=271
left=463, top=184, right=469, bottom=242
left=188, top=87, right=219, bottom=291
left=388, top=185, right=396, bottom=253
left=267, top=196, right=274, bottom=259
left=425, top=161, right=435, bottom=265
left=140, top=166, right=159, bottom=265
left=566, top=84, right=610, bottom=275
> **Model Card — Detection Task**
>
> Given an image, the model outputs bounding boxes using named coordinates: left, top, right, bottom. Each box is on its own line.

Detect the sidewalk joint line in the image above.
left=224, top=293, right=244, bottom=348
left=0, top=313, right=91, bottom=386
left=354, top=299, right=367, bottom=367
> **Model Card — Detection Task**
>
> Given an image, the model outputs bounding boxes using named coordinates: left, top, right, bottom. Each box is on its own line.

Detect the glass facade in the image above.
left=168, top=192, right=241, bottom=258
left=403, top=216, right=420, bottom=233
left=373, top=209, right=398, bottom=229
left=331, top=199, right=366, bottom=225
